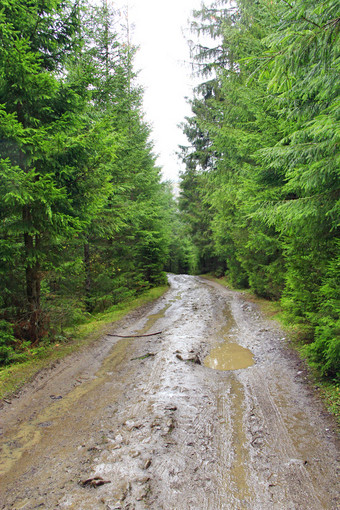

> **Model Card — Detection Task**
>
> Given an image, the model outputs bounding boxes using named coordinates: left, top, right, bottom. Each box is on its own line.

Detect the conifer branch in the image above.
left=280, top=0, right=321, bottom=29
left=321, top=17, right=340, bottom=30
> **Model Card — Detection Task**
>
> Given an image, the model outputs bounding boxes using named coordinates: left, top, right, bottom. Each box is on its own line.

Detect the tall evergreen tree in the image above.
left=79, top=2, right=170, bottom=311
left=0, top=0, right=86, bottom=339
left=180, top=0, right=339, bottom=378
left=0, top=0, right=171, bottom=352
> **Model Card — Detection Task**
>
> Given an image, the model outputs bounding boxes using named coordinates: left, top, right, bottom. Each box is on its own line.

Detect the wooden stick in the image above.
left=107, top=331, right=162, bottom=339
left=131, top=352, right=156, bottom=360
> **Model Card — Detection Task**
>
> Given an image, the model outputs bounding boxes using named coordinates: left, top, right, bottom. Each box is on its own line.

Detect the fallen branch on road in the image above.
left=107, top=331, right=162, bottom=338
left=131, top=352, right=156, bottom=361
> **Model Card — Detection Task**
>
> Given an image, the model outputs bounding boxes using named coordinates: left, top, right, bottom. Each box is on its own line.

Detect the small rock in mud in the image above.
left=129, top=449, right=141, bottom=458
left=135, top=487, right=148, bottom=501
left=176, top=353, right=201, bottom=364
left=124, top=420, right=141, bottom=431
left=114, top=433, right=124, bottom=444
left=143, top=458, right=152, bottom=470
left=188, top=354, right=201, bottom=365
left=163, top=417, right=175, bottom=435
left=80, top=476, right=111, bottom=488
left=110, top=442, right=122, bottom=450
left=165, top=404, right=177, bottom=411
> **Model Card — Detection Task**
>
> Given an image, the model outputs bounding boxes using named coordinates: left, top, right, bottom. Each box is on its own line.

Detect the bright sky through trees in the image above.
left=111, top=0, right=205, bottom=181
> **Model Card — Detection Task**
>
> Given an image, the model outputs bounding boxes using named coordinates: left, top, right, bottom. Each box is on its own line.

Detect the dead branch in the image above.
left=131, top=352, right=156, bottom=361
left=107, top=331, right=162, bottom=338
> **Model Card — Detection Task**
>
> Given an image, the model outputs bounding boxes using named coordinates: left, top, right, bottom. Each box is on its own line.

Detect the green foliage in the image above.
left=179, top=0, right=339, bottom=381
left=0, top=1, right=172, bottom=357
left=0, top=320, right=31, bottom=365
left=0, top=320, right=17, bottom=365
left=162, top=183, right=199, bottom=275
left=301, top=243, right=340, bottom=379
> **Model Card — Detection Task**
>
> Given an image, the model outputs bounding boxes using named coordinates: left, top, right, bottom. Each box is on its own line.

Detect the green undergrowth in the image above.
left=0, top=285, right=168, bottom=400
left=203, top=275, right=339, bottom=425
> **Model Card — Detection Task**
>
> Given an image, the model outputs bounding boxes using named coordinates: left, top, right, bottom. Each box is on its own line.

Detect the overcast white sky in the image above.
left=112, top=0, right=205, bottom=181
left=129, top=0, right=204, bottom=181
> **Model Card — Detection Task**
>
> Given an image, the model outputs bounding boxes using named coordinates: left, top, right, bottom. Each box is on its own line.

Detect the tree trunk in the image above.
left=23, top=205, right=41, bottom=342
left=84, top=241, right=92, bottom=312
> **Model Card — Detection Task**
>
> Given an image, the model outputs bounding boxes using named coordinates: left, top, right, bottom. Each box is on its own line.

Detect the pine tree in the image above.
left=180, top=0, right=339, bottom=378
left=254, top=0, right=340, bottom=376
left=78, top=2, right=170, bottom=310
left=0, top=0, right=85, bottom=340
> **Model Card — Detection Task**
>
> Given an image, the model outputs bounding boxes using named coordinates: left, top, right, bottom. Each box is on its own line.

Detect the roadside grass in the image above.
left=0, top=285, right=168, bottom=400
left=202, top=274, right=340, bottom=425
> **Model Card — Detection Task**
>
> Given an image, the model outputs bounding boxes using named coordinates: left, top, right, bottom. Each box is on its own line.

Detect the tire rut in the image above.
left=0, top=275, right=338, bottom=510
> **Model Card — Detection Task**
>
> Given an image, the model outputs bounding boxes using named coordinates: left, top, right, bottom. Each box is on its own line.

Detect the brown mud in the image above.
left=0, top=275, right=338, bottom=509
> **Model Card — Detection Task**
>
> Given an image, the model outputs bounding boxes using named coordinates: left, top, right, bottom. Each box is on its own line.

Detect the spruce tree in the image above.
left=0, top=0, right=84, bottom=339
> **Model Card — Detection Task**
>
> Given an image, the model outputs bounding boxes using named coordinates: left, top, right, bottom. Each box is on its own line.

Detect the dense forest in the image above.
left=0, top=0, right=338, bottom=383
left=0, top=0, right=174, bottom=363
left=178, top=0, right=339, bottom=379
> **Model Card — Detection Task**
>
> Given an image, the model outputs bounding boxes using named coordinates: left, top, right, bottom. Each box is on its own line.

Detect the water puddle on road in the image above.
left=204, top=304, right=254, bottom=371
left=205, top=342, right=254, bottom=371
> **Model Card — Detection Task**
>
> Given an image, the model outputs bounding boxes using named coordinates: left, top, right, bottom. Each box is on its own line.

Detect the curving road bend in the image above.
left=0, top=275, right=339, bottom=509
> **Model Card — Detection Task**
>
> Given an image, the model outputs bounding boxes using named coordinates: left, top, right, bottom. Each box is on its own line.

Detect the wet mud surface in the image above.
left=0, top=275, right=339, bottom=509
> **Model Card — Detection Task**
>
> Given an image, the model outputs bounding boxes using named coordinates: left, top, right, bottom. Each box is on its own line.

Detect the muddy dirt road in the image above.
left=0, top=275, right=339, bottom=509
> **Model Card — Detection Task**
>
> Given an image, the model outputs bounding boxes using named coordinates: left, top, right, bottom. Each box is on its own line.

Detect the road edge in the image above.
left=0, top=285, right=170, bottom=403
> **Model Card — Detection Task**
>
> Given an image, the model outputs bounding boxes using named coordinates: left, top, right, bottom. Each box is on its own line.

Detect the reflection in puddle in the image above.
left=204, top=304, right=254, bottom=371
left=205, top=342, right=254, bottom=371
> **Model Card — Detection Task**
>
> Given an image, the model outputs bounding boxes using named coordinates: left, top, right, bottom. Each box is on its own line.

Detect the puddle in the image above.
left=205, top=342, right=254, bottom=371
left=204, top=304, right=254, bottom=371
